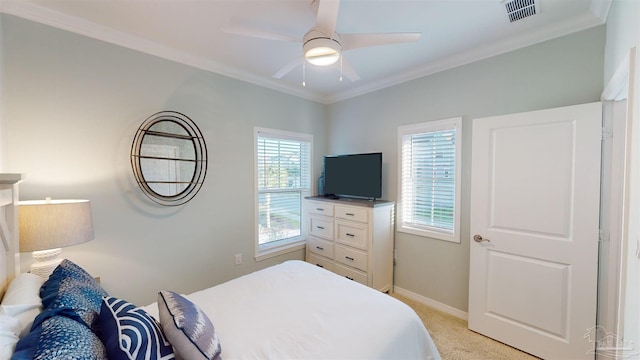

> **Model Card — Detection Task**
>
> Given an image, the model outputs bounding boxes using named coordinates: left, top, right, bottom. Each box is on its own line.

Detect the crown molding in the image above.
left=1, top=1, right=608, bottom=105
left=0, top=1, right=327, bottom=103
left=589, top=0, right=613, bottom=23
left=328, top=10, right=606, bottom=103
left=601, top=48, right=633, bottom=101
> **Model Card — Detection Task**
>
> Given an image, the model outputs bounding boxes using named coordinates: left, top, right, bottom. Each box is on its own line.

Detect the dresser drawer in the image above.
left=335, top=245, right=368, bottom=272
left=307, top=201, right=334, bottom=217
left=307, top=236, right=334, bottom=258
left=335, top=205, right=369, bottom=223
left=306, top=253, right=334, bottom=272
left=309, top=216, right=333, bottom=240
left=334, top=263, right=367, bottom=286
left=335, top=220, right=368, bottom=250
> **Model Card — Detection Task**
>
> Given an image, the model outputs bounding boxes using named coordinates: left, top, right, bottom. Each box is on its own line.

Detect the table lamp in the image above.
left=19, top=198, right=94, bottom=278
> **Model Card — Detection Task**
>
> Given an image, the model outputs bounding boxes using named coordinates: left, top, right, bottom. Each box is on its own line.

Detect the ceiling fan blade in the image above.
left=341, top=33, right=421, bottom=51
left=340, top=57, right=360, bottom=82
left=223, top=24, right=300, bottom=43
left=315, top=0, right=340, bottom=36
left=272, top=57, right=304, bottom=79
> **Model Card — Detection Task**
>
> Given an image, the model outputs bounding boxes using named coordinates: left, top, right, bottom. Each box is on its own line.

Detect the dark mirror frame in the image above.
left=130, top=111, right=207, bottom=206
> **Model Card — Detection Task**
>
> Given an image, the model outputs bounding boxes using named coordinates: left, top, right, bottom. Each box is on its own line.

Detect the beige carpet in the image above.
left=392, top=293, right=540, bottom=360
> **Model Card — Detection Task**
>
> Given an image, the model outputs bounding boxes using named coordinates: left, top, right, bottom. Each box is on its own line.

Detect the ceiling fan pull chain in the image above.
left=303, top=61, right=306, bottom=87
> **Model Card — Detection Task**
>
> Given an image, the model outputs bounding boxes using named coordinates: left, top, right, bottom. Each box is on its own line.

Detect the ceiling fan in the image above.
left=223, top=0, right=421, bottom=83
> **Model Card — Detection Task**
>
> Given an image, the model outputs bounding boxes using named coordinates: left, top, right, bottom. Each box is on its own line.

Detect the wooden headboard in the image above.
left=0, top=174, right=22, bottom=300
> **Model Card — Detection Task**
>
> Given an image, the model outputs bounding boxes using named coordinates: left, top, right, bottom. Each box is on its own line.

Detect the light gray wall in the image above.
left=604, top=0, right=639, bottom=83
left=2, top=15, right=326, bottom=305
left=327, top=26, right=606, bottom=312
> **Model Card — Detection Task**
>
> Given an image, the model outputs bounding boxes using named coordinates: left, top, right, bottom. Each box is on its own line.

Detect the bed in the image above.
left=0, top=174, right=440, bottom=359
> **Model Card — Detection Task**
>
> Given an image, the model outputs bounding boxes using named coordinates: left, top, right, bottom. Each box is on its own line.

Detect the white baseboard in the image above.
left=393, top=286, right=469, bottom=321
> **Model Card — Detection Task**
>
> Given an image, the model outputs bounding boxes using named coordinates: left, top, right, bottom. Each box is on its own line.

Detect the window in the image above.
left=398, top=118, right=462, bottom=243
left=255, top=127, right=312, bottom=260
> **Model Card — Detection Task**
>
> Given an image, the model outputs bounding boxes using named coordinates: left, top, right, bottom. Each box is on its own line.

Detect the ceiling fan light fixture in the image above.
left=304, top=37, right=341, bottom=66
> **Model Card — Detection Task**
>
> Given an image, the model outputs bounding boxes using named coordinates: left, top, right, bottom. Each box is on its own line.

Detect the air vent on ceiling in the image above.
left=504, top=0, right=537, bottom=23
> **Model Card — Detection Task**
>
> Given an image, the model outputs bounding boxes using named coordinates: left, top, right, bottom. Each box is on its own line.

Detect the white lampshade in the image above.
left=19, top=199, right=94, bottom=277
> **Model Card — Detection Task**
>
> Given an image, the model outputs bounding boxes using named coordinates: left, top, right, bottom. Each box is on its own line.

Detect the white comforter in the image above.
left=143, top=260, right=440, bottom=360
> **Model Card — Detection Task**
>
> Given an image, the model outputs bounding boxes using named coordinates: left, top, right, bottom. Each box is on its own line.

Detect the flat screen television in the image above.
left=323, top=152, right=382, bottom=200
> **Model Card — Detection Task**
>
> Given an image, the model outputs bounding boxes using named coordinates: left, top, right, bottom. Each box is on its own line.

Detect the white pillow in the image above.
left=0, top=305, right=40, bottom=338
left=139, top=303, right=159, bottom=320
left=0, top=315, right=21, bottom=360
left=0, top=273, right=45, bottom=337
left=1, top=273, right=44, bottom=306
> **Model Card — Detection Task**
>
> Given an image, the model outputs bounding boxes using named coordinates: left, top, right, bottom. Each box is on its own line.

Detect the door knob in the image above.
left=473, top=234, right=490, bottom=243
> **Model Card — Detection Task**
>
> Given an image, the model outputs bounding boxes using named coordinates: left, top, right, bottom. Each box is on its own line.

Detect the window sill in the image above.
left=255, top=240, right=306, bottom=262
left=398, top=226, right=460, bottom=243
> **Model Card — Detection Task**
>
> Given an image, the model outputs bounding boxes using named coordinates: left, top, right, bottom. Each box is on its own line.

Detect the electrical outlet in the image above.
left=234, top=253, right=242, bottom=265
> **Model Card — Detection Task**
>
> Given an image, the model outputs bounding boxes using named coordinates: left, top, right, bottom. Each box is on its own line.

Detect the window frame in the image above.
left=397, top=117, right=462, bottom=243
left=254, top=127, right=313, bottom=261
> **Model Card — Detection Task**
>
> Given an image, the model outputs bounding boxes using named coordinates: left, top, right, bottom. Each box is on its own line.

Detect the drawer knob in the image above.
left=315, top=264, right=324, bottom=268
left=317, top=226, right=325, bottom=230
left=346, top=233, right=355, bottom=237
left=316, top=246, right=324, bottom=250
left=345, top=213, right=354, bottom=216
left=345, top=276, right=354, bottom=281
left=345, top=256, right=354, bottom=261
left=316, top=208, right=324, bottom=211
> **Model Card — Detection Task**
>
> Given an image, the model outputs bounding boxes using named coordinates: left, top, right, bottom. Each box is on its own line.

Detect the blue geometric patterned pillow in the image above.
left=36, top=259, right=108, bottom=332
left=32, top=315, right=107, bottom=360
left=98, top=296, right=175, bottom=360
left=158, top=291, right=221, bottom=360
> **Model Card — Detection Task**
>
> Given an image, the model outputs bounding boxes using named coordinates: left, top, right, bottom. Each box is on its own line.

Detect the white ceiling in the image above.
left=0, top=0, right=610, bottom=103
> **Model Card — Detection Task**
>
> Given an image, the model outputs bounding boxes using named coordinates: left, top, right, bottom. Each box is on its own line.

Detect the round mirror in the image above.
left=131, top=111, right=207, bottom=206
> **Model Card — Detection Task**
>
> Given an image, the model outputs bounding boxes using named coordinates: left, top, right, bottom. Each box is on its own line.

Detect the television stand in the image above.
left=304, top=196, right=395, bottom=292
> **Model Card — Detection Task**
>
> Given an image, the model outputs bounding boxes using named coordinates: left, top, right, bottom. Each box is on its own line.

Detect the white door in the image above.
left=468, top=102, right=602, bottom=359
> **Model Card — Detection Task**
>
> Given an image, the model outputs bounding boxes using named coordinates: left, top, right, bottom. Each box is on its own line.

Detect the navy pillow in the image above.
left=36, top=259, right=108, bottom=332
left=11, top=315, right=106, bottom=360
left=98, top=296, right=175, bottom=360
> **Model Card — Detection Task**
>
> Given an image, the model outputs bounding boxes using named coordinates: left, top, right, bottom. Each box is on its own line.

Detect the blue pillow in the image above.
left=36, top=259, right=108, bottom=332
left=98, top=296, right=175, bottom=360
left=10, top=323, right=42, bottom=360
left=158, top=290, right=221, bottom=360
left=12, top=315, right=106, bottom=360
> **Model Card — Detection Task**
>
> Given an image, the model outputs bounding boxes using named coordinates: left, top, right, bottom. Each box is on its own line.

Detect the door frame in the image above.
left=599, top=46, right=637, bottom=358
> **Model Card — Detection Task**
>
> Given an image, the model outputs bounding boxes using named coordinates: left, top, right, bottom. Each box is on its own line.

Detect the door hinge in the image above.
left=602, top=127, right=613, bottom=140
left=599, top=229, right=609, bottom=242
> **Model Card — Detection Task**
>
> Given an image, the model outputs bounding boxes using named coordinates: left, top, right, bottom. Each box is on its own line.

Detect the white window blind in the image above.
left=398, top=118, right=461, bottom=243
left=256, top=129, right=311, bottom=252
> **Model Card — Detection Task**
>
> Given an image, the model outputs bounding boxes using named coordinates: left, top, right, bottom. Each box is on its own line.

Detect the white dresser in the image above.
left=304, top=196, right=394, bottom=292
